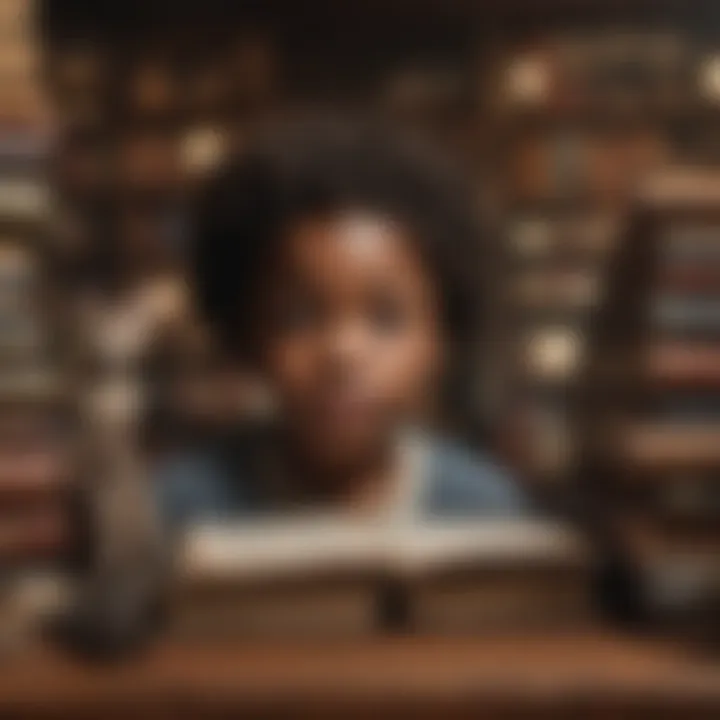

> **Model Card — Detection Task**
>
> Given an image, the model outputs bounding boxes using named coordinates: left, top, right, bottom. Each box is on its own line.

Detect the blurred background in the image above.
left=0, top=0, right=719, bottom=714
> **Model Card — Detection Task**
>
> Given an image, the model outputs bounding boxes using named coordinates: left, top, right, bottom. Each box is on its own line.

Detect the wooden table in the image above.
left=1, top=633, right=719, bottom=718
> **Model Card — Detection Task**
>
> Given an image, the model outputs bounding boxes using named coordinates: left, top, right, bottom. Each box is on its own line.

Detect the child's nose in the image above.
left=321, top=319, right=372, bottom=366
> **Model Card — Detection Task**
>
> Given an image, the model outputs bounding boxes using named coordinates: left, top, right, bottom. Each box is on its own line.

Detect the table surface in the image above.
left=1, top=633, right=719, bottom=717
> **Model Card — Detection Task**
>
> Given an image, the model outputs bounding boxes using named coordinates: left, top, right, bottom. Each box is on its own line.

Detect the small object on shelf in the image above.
left=0, top=177, right=49, bottom=221
left=697, top=54, right=720, bottom=104
left=51, top=46, right=104, bottom=96
left=180, top=125, right=228, bottom=180
left=116, top=130, right=179, bottom=191
left=129, top=61, right=175, bottom=115
left=0, top=242, right=38, bottom=297
left=523, top=326, right=584, bottom=383
left=509, top=218, right=554, bottom=259
left=502, top=50, right=554, bottom=108
left=0, top=572, right=72, bottom=657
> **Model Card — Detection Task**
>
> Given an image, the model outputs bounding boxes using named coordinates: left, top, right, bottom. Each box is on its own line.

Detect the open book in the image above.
left=172, top=518, right=592, bottom=637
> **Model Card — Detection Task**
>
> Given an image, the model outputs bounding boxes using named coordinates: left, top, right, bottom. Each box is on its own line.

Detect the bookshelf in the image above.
left=33, top=1, right=720, bottom=639
left=0, top=0, right=76, bottom=651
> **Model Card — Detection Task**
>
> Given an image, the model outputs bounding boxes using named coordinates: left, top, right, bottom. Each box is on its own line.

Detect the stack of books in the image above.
left=502, top=209, right=622, bottom=485
left=495, top=32, right=687, bottom=117
left=0, top=0, right=75, bottom=651
left=584, top=169, right=720, bottom=630
left=490, top=28, right=707, bottom=493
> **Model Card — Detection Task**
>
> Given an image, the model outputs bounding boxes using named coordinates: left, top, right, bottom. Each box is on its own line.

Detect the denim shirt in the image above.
left=153, top=429, right=529, bottom=528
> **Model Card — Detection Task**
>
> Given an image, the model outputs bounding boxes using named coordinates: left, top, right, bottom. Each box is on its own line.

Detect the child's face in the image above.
left=257, top=212, right=442, bottom=468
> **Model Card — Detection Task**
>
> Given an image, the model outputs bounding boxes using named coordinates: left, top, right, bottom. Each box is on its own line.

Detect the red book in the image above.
left=647, top=342, right=720, bottom=387
left=0, top=505, right=71, bottom=560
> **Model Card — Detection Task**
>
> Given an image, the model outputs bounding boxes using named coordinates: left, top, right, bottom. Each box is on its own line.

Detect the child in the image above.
left=156, top=119, right=528, bottom=524
left=60, top=119, right=529, bottom=657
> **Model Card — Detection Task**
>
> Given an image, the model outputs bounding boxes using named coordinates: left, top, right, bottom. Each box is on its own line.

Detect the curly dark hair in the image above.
left=192, top=117, right=485, bottom=357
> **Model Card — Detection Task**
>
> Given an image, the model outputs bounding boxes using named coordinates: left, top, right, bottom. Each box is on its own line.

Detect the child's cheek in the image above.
left=260, top=338, right=317, bottom=398
left=370, top=324, right=442, bottom=417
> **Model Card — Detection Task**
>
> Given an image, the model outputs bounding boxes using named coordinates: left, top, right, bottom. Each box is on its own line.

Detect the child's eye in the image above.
left=275, top=301, right=322, bottom=333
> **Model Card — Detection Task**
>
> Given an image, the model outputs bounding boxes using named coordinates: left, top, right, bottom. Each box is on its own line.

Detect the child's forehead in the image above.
left=262, top=211, right=437, bottom=298
left=290, top=211, right=407, bottom=251
left=275, top=211, right=422, bottom=270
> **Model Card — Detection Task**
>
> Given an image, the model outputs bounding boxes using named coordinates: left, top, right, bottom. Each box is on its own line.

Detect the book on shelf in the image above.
left=0, top=571, right=73, bottom=656
left=616, top=516, right=720, bottom=623
left=47, top=45, right=105, bottom=104
left=510, top=130, right=666, bottom=204
left=0, top=316, right=46, bottom=357
left=0, top=368, right=66, bottom=405
left=0, top=177, right=50, bottom=222
left=499, top=31, right=687, bottom=117
left=512, top=269, right=600, bottom=311
left=638, top=167, right=720, bottom=208
left=655, top=476, right=720, bottom=518
left=55, top=130, right=110, bottom=197
left=615, top=421, right=720, bottom=470
left=0, top=242, right=40, bottom=309
left=127, top=60, right=176, bottom=116
left=612, top=461, right=720, bottom=517
left=560, top=214, right=619, bottom=256
left=653, top=392, right=720, bottom=423
left=646, top=342, right=720, bottom=387
left=509, top=218, right=555, bottom=259
left=0, top=127, right=51, bottom=164
left=519, top=399, right=576, bottom=478
left=185, top=60, right=233, bottom=112
left=0, top=447, right=71, bottom=502
left=656, top=266, right=720, bottom=294
left=508, top=214, right=618, bottom=261
left=661, top=222, right=720, bottom=264
left=0, top=504, right=71, bottom=562
left=651, top=296, right=720, bottom=334
left=116, top=130, right=180, bottom=191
